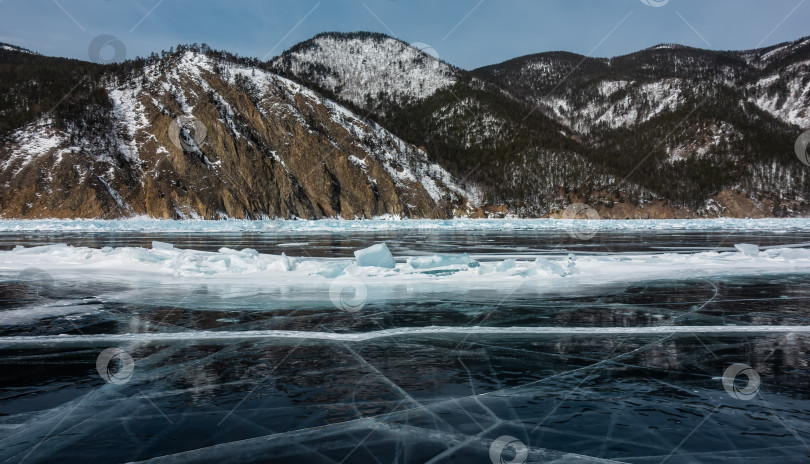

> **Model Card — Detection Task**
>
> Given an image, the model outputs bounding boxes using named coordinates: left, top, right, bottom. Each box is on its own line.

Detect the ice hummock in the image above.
left=734, top=243, right=760, bottom=256
left=407, top=253, right=478, bottom=269
left=2, top=242, right=810, bottom=317
left=535, top=256, right=571, bottom=276
left=354, top=243, right=396, bottom=268
left=3, top=242, right=810, bottom=282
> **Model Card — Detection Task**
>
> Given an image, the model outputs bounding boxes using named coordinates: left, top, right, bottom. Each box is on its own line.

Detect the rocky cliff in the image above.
left=0, top=49, right=476, bottom=219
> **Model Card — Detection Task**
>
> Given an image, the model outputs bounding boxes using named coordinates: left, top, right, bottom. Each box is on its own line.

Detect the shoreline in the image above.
left=0, top=217, right=809, bottom=233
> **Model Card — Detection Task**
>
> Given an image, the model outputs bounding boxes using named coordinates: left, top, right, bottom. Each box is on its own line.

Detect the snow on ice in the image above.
left=1, top=240, right=810, bottom=298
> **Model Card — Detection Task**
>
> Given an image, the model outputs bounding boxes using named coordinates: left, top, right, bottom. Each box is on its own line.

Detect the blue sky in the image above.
left=0, top=0, right=808, bottom=69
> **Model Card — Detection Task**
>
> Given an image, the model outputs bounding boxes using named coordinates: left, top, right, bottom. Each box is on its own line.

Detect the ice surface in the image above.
left=2, top=242, right=810, bottom=283
left=0, top=302, right=103, bottom=326
left=4, top=325, right=809, bottom=346
left=2, top=242, right=810, bottom=307
left=735, top=243, right=760, bottom=256
left=2, top=236, right=810, bottom=462
left=494, top=259, right=517, bottom=272
left=151, top=241, right=174, bottom=251
left=354, top=243, right=396, bottom=268
left=0, top=218, right=809, bottom=233
left=407, top=253, right=478, bottom=269
left=534, top=257, right=568, bottom=276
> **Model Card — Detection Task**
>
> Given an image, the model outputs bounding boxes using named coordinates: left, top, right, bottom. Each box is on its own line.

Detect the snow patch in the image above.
left=1, top=119, right=67, bottom=175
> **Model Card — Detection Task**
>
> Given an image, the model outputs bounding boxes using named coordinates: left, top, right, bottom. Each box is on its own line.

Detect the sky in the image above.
left=0, top=0, right=808, bottom=69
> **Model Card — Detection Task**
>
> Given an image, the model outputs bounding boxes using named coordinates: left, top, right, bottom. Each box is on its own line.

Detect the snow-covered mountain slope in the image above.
left=431, top=97, right=517, bottom=150
left=0, top=43, right=36, bottom=55
left=537, top=78, right=686, bottom=133
left=271, top=33, right=613, bottom=217
left=748, top=58, right=810, bottom=128
left=474, top=47, right=744, bottom=134
left=271, top=32, right=457, bottom=115
left=0, top=48, right=478, bottom=219
left=741, top=37, right=810, bottom=128
left=664, top=122, right=742, bottom=164
left=750, top=36, right=810, bottom=68
left=475, top=39, right=810, bottom=132
left=469, top=40, right=810, bottom=215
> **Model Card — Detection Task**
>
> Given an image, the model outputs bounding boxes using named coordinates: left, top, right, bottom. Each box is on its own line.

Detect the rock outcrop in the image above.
left=0, top=52, right=475, bottom=219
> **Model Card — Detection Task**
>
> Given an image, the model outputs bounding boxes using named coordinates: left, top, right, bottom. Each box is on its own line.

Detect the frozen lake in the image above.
left=0, top=219, right=809, bottom=463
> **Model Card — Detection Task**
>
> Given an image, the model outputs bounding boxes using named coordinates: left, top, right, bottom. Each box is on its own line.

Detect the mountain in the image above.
left=273, top=33, right=810, bottom=218
left=1, top=34, right=809, bottom=220
left=474, top=38, right=810, bottom=132
left=746, top=37, right=810, bottom=128
left=270, top=32, right=457, bottom=116
left=272, top=33, right=650, bottom=217
left=472, top=38, right=810, bottom=216
left=0, top=44, right=475, bottom=219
